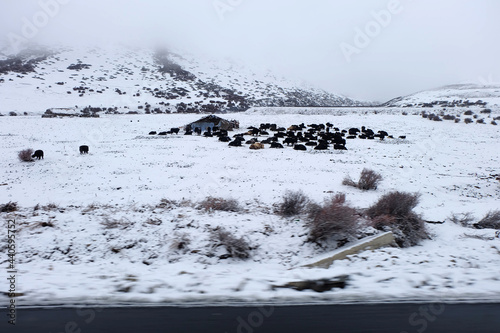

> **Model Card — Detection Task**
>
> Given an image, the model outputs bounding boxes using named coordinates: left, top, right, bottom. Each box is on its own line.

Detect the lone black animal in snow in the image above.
left=32, top=150, right=44, bottom=159
left=79, top=145, right=89, bottom=154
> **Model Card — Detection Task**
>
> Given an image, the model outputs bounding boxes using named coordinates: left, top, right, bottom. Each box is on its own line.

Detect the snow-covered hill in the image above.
left=0, top=46, right=360, bottom=115
left=383, top=84, right=500, bottom=108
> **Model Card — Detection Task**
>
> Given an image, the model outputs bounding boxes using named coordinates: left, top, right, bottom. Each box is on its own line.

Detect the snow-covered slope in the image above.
left=383, top=84, right=500, bottom=108
left=0, top=46, right=360, bottom=115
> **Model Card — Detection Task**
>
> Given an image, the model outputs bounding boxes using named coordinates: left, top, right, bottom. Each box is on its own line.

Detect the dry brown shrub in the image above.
left=307, top=193, right=359, bottom=244
left=18, top=148, right=34, bottom=162
left=276, top=190, right=310, bottom=217
left=366, top=191, right=428, bottom=247
left=343, top=169, right=382, bottom=191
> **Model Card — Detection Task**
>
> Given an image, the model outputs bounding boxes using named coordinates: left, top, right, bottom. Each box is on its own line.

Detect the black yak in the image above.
left=32, top=150, right=44, bottom=159
left=79, top=145, right=89, bottom=154
left=270, top=142, right=284, bottom=149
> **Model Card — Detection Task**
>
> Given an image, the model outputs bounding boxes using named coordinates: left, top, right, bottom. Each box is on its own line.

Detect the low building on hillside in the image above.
left=186, top=115, right=239, bottom=132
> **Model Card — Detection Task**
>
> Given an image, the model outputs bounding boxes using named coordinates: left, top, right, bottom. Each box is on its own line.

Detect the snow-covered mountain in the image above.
left=382, top=84, right=500, bottom=108
left=0, top=46, right=361, bottom=115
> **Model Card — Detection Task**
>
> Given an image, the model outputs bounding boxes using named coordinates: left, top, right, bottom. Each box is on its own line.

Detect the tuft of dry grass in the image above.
left=100, top=216, right=132, bottom=230
left=1, top=201, right=18, bottom=213
left=156, top=198, right=178, bottom=210
left=42, top=203, right=59, bottom=211
left=210, top=227, right=252, bottom=259
left=198, top=197, right=241, bottom=213
left=82, top=202, right=114, bottom=214
left=449, top=212, right=475, bottom=227
left=170, top=232, right=191, bottom=252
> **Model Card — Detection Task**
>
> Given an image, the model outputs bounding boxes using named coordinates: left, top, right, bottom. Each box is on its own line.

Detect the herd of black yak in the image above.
left=149, top=122, right=406, bottom=151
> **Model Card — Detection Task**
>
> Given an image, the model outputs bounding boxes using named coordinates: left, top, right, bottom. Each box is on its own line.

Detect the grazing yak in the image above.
left=148, top=131, right=157, bottom=135
left=283, top=137, right=298, bottom=146
left=170, top=128, right=180, bottom=135
left=229, top=137, right=245, bottom=147
left=334, top=144, right=348, bottom=150
left=293, top=144, right=307, bottom=151
left=32, top=150, right=44, bottom=159
left=228, top=140, right=242, bottom=147
left=314, top=141, right=329, bottom=150
left=270, top=142, right=284, bottom=149
left=79, top=145, right=89, bottom=154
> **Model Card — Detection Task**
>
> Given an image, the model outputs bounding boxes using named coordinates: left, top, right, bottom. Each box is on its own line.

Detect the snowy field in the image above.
left=1, top=109, right=500, bottom=306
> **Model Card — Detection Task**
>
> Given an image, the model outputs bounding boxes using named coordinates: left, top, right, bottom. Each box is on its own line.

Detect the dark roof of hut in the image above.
left=187, top=115, right=238, bottom=131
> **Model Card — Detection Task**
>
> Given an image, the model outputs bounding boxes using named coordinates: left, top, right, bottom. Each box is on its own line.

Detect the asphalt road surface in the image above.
left=3, top=303, right=500, bottom=333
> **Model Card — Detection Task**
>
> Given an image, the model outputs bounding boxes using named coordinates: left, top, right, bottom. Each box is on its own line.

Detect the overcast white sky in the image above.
left=1, top=0, right=499, bottom=102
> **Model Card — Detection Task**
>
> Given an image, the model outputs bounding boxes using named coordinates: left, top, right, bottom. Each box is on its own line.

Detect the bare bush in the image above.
left=343, top=169, right=382, bottom=191
left=474, top=210, right=500, bottom=230
left=276, top=190, right=310, bottom=217
left=0, top=201, right=18, bottom=213
left=366, top=191, right=428, bottom=247
left=366, top=191, right=420, bottom=218
left=307, top=193, right=359, bottom=244
left=342, top=175, right=358, bottom=188
left=358, top=169, right=383, bottom=190
left=18, top=148, right=34, bottom=162
left=198, top=197, right=241, bottom=213
left=210, top=227, right=252, bottom=259
left=449, top=212, right=475, bottom=227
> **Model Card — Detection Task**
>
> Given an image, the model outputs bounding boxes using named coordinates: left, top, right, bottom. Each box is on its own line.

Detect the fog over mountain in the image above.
left=1, top=0, right=500, bottom=102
